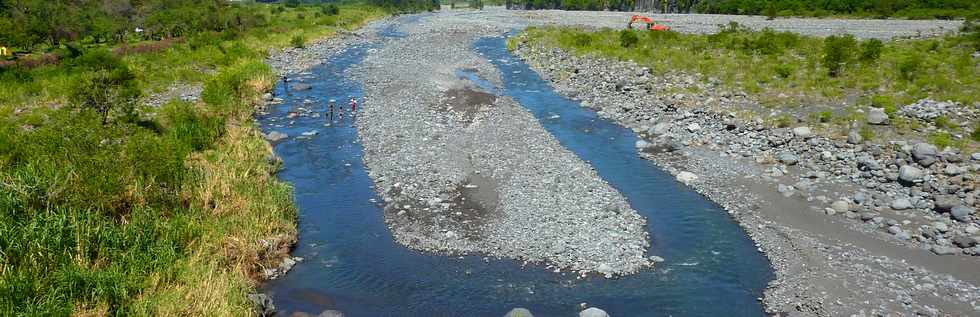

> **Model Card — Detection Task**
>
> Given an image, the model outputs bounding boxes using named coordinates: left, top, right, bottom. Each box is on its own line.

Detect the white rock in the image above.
left=579, top=307, right=610, bottom=317
left=676, top=171, right=698, bottom=184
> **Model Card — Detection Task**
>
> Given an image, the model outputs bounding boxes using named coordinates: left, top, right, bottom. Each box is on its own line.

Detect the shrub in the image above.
left=285, top=0, right=301, bottom=8
left=68, top=50, right=141, bottom=124
left=971, top=122, right=980, bottom=141
left=291, top=34, right=306, bottom=48
left=818, top=110, right=833, bottom=123
left=573, top=33, right=592, bottom=47
left=160, top=101, right=225, bottom=152
left=201, top=60, right=272, bottom=115
left=859, top=38, right=883, bottom=63
left=322, top=4, right=340, bottom=15
left=897, top=53, right=921, bottom=81
left=823, top=34, right=856, bottom=77
left=870, top=95, right=897, bottom=115
left=933, top=115, right=957, bottom=130
left=775, top=63, right=795, bottom=78
left=928, top=131, right=953, bottom=149
left=619, top=30, right=639, bottom=48
left=859, top=125, right=875, bottom=141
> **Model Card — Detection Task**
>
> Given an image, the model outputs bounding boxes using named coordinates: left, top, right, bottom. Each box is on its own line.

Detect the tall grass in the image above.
left=0, top=3, right=385, bottom=315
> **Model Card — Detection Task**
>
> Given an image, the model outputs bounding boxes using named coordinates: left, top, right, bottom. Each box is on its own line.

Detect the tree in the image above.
left=68, top=50, right=141, bottom=124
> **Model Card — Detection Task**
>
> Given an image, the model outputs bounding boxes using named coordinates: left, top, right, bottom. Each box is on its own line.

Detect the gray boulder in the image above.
left=931, top=245, right=959, bottom=255
left=898, top=165, right=923, bottom=183
left=831, top=200, right=850, bottom=213
left=792, top=126, right=813, bottom=138
left=847, top=130, right=863, bottom=144
left=912, top=143, right=938, bottom=167
left=891, top=198, right=912, bottom=210
left=777, top=152, right=799, bottom=165
left=247, top=293, right=276, bottom=317
left=951, top=205, right=974, bottom=222
left=933, top=195, right=958, bottom=213
left=953, top=236, right=978, bottom=248
left=635, top=140, right=651, bottom=149
left=648, top=122, right=670, bottom=136
left=265, top=131, right=289, bottom=143
left=580, top=307, right=610, bottom=317
left=867, top=108, right=888, bottom=125
left=504, top=308, right=534, bottom=317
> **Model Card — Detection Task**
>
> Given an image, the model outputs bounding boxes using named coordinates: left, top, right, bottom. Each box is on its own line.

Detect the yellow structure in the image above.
left=0, top=46, right=9, bottom=57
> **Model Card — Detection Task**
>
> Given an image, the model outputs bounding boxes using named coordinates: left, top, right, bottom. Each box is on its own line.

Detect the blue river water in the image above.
left=259, top=23, right=772, bottom=317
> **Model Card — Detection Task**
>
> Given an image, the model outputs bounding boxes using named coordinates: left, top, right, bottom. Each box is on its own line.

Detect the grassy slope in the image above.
left=513, top=25, right=979, bottom=150
left=0, top=4, right=386, bottom=316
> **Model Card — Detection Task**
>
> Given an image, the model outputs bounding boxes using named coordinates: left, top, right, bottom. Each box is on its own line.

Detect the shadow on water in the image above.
left=259, top=21, right=773, bottom=317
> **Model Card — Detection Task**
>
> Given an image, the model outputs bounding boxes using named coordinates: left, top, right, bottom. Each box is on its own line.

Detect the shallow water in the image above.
left=260, top=22, right=772, bottom=317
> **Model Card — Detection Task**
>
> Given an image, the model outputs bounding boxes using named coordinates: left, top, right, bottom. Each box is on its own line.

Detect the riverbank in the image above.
left=0, top=4, right=388, bottom=315
left=511, top=32, right=980, bottom=316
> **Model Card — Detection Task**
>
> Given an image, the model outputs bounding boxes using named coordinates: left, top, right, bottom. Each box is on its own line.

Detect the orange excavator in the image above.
left=627, top=15, right=671, bottom=31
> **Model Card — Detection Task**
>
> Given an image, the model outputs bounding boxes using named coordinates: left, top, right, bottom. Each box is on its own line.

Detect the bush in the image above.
left=933, top=115, right=957, bottom=130
left=870, top=95, right=897, bottom=115
left=928, top=131, right=953, bottom=149
left=67, top=50, right=141, bottom=124
left=201, top=60, right=272, bottom=115
left=160, top=100, right=225, bottom=152
left=897, top=53, right=921, bottom=81
left=971, top=122, right=980, bottom=141
left=322, top=4, right=340, bottom=15
left=619, top=30, right=639, bottom=48
left=775, top=63, right=795, bottom=78
left=859, top=38, right=883, bottom=63
left=817, top=110, right=833, bottom=123
left=291, top=34, right=306, bottom=48
left=823, top=34, right=856, bottom=76
left=573, top=33, right=592, bottom=47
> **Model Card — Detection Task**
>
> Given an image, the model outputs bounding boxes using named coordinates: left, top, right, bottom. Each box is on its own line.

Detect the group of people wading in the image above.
left=325, top=97, right=358, bottom=126
left=280, top=74, right=360, bottom=126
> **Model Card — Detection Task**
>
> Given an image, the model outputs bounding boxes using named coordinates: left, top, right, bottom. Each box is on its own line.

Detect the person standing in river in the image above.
left=281, top=75, right=289, bottom=94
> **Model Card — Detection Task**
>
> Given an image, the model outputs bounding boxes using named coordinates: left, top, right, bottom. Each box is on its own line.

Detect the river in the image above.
left=259, top=18, right=772, bottom=317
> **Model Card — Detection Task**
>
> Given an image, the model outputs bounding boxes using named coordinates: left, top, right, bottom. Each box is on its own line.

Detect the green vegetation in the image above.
left=507, top=0, right=636, bottom=11
left=517, top=22, right=979, bottom=109
left=696, top=0, right=980, bottom=19
left=0, top=2, right=389, bottom=315
left=505, top=0, right=980, bottom=18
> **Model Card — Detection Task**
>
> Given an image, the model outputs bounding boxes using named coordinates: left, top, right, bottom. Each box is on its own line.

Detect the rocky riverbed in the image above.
left=350, top=14, right=653, bottom=277
left=255, top=8, right=978, bottom=317
left=512, top=31, right=980, bottom=316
